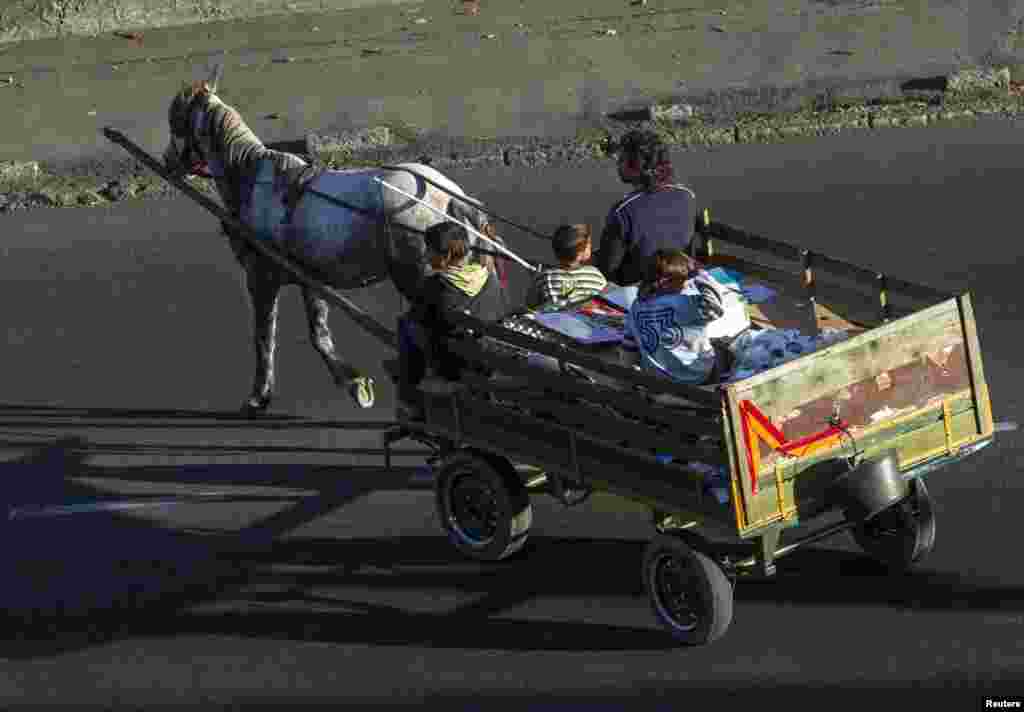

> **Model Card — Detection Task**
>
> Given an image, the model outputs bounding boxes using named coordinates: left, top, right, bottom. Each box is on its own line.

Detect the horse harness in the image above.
left=177, top=98, right=488, bottom=233
left=179, top=98, right=504, bottom=271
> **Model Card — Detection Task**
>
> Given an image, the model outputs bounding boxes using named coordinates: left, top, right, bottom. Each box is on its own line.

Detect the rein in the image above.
left=379, top=165, right=552, bottom=244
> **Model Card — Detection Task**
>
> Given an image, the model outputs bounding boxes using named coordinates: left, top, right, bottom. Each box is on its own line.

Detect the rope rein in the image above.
left=380, top=165, right=552, bottom=243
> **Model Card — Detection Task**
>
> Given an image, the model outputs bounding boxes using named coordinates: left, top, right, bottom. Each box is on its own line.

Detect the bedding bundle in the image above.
left=725, top=326, right=851, bottom=382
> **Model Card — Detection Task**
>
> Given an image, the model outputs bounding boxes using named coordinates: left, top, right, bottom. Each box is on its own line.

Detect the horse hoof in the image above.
left=349, top=377, right=375, bottom=409
left=242, top=395, right=272, bottom=415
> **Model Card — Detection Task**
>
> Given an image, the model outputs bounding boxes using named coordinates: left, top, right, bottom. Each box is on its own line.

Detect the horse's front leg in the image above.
left=301, top=288, right=375, bottom=408
left=243, top=266, right=282, bottom=414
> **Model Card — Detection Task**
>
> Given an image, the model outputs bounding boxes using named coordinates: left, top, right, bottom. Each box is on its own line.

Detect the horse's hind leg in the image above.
left=243, top=265, right=282, bottom=414
left=301, top=288, right=375, bottom=408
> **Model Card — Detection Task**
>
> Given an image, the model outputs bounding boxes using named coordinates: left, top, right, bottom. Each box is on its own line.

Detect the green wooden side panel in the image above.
left=420, top=388, right=736, bottom=527
left=743, top=398, right=979, bottom=530
left=957, top=293, right=995, bottom=439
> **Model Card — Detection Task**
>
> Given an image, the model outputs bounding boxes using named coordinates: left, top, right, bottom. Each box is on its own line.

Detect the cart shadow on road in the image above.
left=2, top=437, right=1024, bottom=661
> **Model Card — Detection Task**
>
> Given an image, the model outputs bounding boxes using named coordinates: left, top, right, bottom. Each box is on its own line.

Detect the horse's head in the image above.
left=163, top=68, right=222, bottom=179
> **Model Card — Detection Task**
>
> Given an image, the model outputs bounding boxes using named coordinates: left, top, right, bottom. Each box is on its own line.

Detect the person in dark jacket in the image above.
left=396, top=221, right=504, bottom=419
left=594, top=129, right=697, bottom=286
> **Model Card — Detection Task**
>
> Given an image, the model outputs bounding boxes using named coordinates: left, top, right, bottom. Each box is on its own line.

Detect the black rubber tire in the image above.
left=642, top=534, right=734, bottom=646
left=851, top=476, right=936, bottom=571
left=435, top=450, right=532, bottom=562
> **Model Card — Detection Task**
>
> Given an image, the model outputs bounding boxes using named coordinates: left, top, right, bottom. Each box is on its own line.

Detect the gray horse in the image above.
left=162, top=73, right=506, bottom=414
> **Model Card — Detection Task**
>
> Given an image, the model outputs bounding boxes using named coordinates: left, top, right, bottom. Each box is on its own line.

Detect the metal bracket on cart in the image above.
left=652, top=510, right=857, bottom=581
left=381, top=422, right=452, bottom=469
left=524, top=468, right=594, bottom=507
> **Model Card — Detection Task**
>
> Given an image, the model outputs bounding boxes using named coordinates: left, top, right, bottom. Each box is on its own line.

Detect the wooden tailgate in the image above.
left=720, top=293, right=994, bottom=537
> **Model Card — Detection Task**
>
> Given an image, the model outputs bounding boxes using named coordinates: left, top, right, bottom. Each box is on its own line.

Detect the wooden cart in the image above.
left=385, top=216, right=997, bottom=646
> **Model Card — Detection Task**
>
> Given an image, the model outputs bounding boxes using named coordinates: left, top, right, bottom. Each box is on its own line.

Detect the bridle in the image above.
left=170, top=92, right=212, bottom=177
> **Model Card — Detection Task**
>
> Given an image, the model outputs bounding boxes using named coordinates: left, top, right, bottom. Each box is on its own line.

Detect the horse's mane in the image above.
left=169, top=80, right=275, bottom=176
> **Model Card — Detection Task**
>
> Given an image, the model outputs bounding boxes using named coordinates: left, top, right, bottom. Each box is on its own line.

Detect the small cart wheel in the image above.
left=642, top=534, right=734, bottom=646
left=435, top=451, right=532, bottom=562
left=851, top=476, right=936, bottom=571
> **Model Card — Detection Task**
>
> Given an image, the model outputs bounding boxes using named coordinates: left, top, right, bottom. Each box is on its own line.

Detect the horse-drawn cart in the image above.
left=103, top=127, right=997, bottom=647
left=384, top=218, right=997, bottom=646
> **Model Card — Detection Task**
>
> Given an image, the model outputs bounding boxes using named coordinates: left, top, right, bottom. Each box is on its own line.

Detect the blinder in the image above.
left=170, top=92, right=210, bottom=171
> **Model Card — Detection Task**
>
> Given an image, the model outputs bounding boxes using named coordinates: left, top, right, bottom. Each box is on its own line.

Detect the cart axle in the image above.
left=731, top=519, right=855, bottom=576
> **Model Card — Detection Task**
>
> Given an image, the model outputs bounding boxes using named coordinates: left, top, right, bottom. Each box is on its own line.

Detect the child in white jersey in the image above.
left=625, top=249, right=749, bottom=385
left=525, top=224, right=608, bottom=310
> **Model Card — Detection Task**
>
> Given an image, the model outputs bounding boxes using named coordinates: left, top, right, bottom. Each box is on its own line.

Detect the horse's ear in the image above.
left=207, top=63, right=223, bottom=94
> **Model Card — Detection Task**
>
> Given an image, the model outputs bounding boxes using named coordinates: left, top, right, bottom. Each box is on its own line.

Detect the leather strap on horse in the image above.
left=380, top=164, right=552, bottom=243
left=294, top=169, right=511, bottom=262
left=278, top=161, right=324, bottom=223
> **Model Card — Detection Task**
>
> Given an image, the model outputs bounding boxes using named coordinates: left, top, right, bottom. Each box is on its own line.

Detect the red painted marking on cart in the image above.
left=742, top=398, right=787, bottom=443
left=738, top=400, right=848, bottom=495
left=778, top=426, right=845, bottom=456
left=738, top=400, right=760, bottom=495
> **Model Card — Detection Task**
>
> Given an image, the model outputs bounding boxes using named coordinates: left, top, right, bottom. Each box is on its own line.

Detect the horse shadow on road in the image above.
left=1, top=436, right=1023, bottom=660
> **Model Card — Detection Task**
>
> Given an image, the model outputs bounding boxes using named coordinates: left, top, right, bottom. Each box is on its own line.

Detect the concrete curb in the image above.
left=2, top=66, right=1022, bottom=215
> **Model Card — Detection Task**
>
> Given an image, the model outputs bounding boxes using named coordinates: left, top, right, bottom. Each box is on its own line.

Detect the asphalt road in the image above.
left=1, top=118, right=1023, bottom=709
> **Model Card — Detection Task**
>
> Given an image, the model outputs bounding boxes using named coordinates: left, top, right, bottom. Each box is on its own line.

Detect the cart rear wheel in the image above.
left=642, top=534, right=734, bottom=646
left=851, top=476, right=936, bottom=571
left=435, top=451, right=532, bottom=562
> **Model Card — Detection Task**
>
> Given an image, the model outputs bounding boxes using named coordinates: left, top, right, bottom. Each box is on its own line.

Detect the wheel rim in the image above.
left=861, top=501, right=910, bottom=539
left=447, top=471, right=500, bottom=547
left=650, top=553, right=700, bottom=633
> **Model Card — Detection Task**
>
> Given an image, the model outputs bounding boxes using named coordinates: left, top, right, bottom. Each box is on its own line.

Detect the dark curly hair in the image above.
left=617, top=129, right=673, bottom=186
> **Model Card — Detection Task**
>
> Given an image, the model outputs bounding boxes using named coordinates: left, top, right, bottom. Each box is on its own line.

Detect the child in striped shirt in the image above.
left=525, top=224, right=608, bottom=310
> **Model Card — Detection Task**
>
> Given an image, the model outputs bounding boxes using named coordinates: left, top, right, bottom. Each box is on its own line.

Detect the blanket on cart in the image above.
left=511, top=268, right=853, bottom=385
left=724, top=326, right=850, bottom=382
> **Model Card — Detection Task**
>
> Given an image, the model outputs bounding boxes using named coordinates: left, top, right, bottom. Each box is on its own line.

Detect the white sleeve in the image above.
left=690, top=271, right=725, bottom=322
